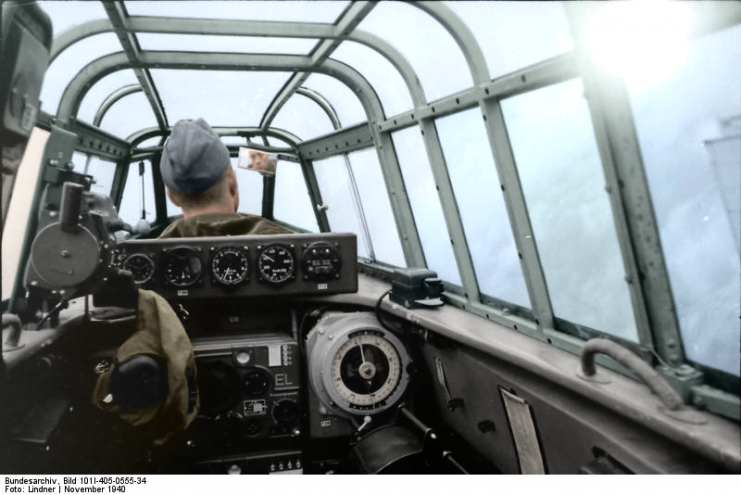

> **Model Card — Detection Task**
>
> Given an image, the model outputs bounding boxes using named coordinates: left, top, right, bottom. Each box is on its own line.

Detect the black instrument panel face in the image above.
left=111, top=233, right=357, bottom=300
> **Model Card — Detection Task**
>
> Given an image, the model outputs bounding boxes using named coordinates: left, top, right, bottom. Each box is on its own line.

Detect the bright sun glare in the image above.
left=586, top=0, right=692, bottom=91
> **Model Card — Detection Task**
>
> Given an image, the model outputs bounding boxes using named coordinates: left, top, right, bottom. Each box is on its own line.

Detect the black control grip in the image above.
left=60, top=182, right=84, bottom=233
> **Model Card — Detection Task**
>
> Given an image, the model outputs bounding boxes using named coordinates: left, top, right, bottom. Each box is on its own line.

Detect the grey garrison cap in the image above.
left=160, top=118, right=229, bottom=195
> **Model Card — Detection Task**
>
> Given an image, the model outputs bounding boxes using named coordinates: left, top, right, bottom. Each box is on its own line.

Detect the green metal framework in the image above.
left=8, top=0, right=740, bottom=418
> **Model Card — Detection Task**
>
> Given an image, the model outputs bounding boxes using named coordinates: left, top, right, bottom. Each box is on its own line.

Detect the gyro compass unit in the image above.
left=307, top=312, right=411, bottom=418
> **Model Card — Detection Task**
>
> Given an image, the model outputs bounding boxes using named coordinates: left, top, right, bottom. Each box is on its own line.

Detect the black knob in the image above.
left=273, top=399, right=298, bottom=423
left=242, top=369, right=270, bottom=398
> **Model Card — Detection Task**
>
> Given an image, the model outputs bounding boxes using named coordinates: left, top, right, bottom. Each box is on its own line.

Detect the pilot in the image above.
left=158, top=118, right=292, bottom=238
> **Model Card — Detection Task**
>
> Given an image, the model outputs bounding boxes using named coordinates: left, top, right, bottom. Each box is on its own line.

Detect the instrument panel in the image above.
left=111, top=233, right=357, bottom=300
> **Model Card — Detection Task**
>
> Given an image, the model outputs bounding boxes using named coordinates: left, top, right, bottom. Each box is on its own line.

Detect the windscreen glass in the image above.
left=150, top=70, right=293, bottom=128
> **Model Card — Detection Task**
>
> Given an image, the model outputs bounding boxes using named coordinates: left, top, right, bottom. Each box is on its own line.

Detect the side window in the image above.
left=119, top=160, right=156, bottom=226
left=314, top=156, right=371, bottom=259
left=84, top=156, right=116, bottom=197
left=627, top=25, right=741, bottom=375
left=347, top=149, right=405, bottom=267
left=393, top=126, right=461, bottom=286
left=436, top=109, right=531, bottom=309
left=502, top=79, right=638, bottom=341
left=314, top=150, right=406, bottom=267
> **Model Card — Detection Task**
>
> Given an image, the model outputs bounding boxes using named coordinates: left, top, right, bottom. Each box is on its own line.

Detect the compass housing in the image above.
left=307, top=312, right=411, bottom=418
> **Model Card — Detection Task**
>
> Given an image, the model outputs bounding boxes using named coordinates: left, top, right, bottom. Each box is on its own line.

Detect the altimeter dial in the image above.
left=211, top=247, right=249, bottom=285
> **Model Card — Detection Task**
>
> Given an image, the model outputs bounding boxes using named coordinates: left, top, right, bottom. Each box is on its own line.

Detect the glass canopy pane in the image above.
left=502, top=79, right=637, bottom=340
left=120, top=160, right=156, bottom=226
left=136, top=136, right=163, bottom=149
left=446, top=1, right=573, bottom=80
left=314, top=156, right=371, bottom=259
left=220, top=136, right=247, bottom=146
left=332, top=41, right=413, bottom=119
left=436, top=109, right=530, bottom=308
left=69, top=152, right=115, bottom=197
left=78, top=70, right=140, bottom=125
left=348, top=149, right=406, bottom=267
left=304, top=74, right=367, bottom=128
left=392, top=127, right=461, bottom=286
left=85, top=156, right=117, bottom=197
left=150, top=70, right=292, bottom=127
left=39, top=33, right=121, bottom=115
left=38, top=1, right=108, bottom=36
left=138, top=34, right=319, bottom=55
left=358, top=1, right=472, bottom=102
left=99, top=93, right=157, bottom=140
left=125, top=1, right=349, bottom=23
left=274, top=162, right=318, bottom=232
left=272, top=94, right=335, bottom=141
left=233, top=158, right=263, bottom=216
left=627, top=25, right=741, bottom=375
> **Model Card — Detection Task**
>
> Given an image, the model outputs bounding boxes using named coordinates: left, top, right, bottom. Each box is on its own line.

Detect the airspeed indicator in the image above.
left=257, top=244, right=295, bottom=284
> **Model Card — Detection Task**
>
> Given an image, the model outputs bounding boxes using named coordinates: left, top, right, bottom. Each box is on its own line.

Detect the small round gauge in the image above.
left=243, top=368, right=271, bottom=398
left=302, top=242, right=341, bottom=281
left=308, top=313, right=411, bottom=417
left=212, top=247, right=249, bottom=285
left=162, top=246, right=202, bottom=287
left=122, top=253, right=155, bottom=284
left=257, top=244, right=295, bottom=284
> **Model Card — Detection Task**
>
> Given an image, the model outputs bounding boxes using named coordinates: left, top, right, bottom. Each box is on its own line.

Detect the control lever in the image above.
left=60, top=182, right=83, bottom=233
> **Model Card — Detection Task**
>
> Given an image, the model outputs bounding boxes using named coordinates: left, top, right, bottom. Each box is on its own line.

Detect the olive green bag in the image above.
left=92, top=289, right=198, bottom=445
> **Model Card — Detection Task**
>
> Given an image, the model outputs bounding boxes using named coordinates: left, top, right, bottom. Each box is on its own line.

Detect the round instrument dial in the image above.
left=302, top=242, right=341, bottom=281
left=162, top=246, right=202, bottom=287
left=257, top=244, right=294, bottom=284
left=308, top=313, right=411, bottom=417
left=331, top=330, right=401, bottom=409
left=273, top=399, right=299, bottom=424
left=211, top=247, right=249, bottom=285
left=243, top=368, right=271, bottom=398
left=122, top=253, right=155, bottom=284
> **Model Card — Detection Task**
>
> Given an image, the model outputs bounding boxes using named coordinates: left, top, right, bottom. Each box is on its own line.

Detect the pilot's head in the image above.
left=160, top=118, right=239, bottom=217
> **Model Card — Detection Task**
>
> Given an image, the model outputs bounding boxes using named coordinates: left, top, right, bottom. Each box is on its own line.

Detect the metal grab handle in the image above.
left=579, top=338, right=684, bottom=411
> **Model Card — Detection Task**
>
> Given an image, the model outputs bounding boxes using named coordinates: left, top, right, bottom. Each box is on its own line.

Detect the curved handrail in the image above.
left=579, top=338, right=684, bottom=411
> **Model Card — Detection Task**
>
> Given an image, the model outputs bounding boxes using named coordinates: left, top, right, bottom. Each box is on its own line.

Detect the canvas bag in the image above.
left=92, top=289, right=198, bottom=445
